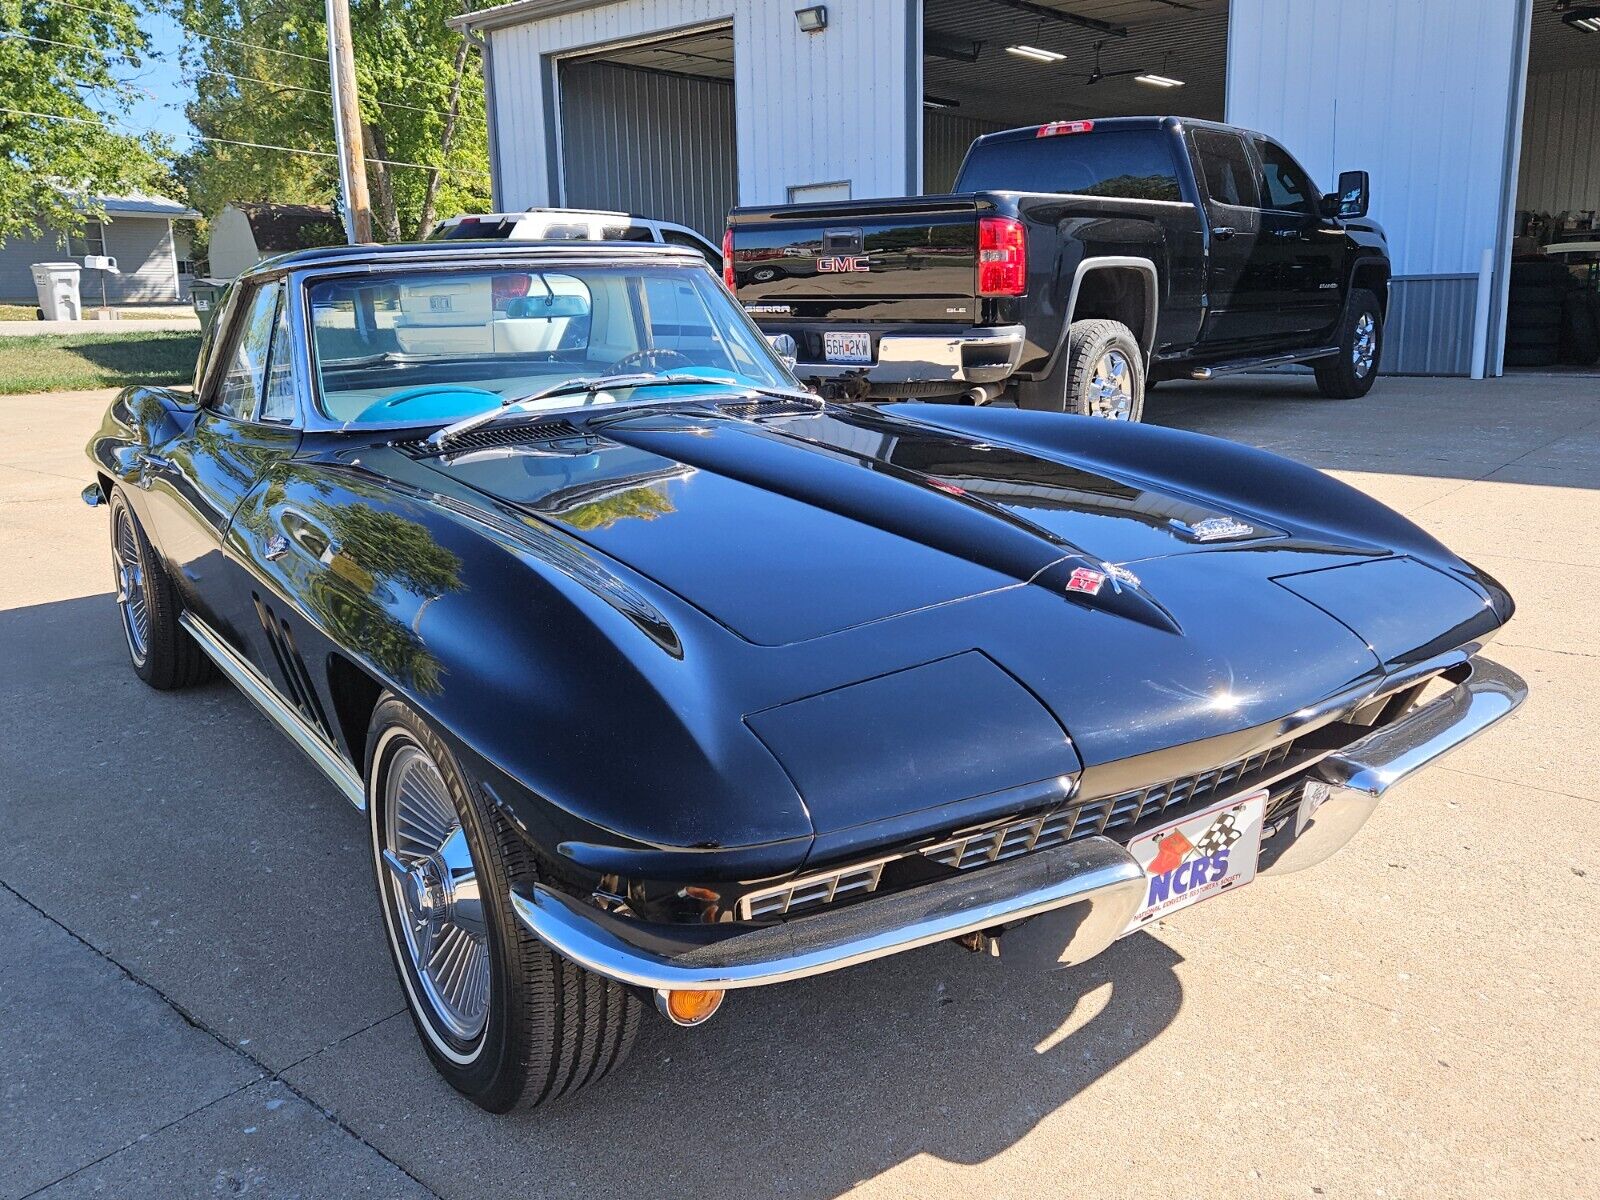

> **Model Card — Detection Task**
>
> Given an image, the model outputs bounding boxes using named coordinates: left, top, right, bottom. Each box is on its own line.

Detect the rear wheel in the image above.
left=107, top=488, right=213, bottom=690
left=1314, top=288, right=1383, bottom=399
left=367, top=696, right=640, bottom=1112
left=1019, top=318, right=1145, bottom=421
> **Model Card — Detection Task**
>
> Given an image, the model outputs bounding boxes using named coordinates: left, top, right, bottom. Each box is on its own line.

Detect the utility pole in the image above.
left=325, top=0, right=372, bottom=243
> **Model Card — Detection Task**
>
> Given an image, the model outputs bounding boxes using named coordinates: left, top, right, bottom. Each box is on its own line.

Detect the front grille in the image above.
left=738, top=739, right=1304, bottom=921
left=393, top=419, right=584, bottom=456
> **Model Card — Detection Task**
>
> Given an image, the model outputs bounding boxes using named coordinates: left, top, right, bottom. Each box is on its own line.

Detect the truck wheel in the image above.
left=1314, top=289, right=1383, bottom=399
left=368, top=695, right=640, bottom=1112
left=1019, top=319, right=1145, bottom=421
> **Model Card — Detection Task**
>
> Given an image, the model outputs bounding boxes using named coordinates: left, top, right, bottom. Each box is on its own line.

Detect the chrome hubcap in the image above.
left=1352, top=312, right=1377, bottom=378
left=1088, top=349, right=1135, bottom=419
left=382, top=746, right=489, bottom=1043
left=112, top=507, right=150, bottom=661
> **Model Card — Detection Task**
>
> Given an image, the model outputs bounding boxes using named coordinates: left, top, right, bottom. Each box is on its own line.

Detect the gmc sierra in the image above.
left=726, top=116, right=1390, bottom=421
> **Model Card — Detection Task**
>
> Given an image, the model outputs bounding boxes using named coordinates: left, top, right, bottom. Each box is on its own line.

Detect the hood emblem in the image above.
left=1065, top=566, right=1106, bottom=595
left=1172, top=515, right=1256, bottom=543
left=1104, top=562, right=1141, bottom=591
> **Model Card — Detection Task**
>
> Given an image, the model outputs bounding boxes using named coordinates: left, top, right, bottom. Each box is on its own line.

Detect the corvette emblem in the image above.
left=1065, top=567, right=1106, bottom=595
left=1172, top=515, right=1256, bottom=543
left=1104, top=563, right=1140, bottom=591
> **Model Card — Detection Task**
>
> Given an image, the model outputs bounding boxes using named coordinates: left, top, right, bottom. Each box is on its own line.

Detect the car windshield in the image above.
left=307, top=263, right=797, bottom=427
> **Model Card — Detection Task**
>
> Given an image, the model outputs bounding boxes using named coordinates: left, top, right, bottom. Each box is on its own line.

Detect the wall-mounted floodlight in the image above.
left=795, top=6, right=827, bottom=33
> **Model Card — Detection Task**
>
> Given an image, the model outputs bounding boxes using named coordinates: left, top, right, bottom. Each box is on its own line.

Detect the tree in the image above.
left=176, top=0, right=489, bottom=239
left=0, top=0, right=175, bottom=243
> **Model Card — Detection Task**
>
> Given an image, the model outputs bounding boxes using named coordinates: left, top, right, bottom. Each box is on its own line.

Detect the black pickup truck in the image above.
left=726, top=116, right=1390, bottom=421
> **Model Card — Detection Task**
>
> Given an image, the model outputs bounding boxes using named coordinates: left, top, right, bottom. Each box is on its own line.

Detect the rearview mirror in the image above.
left=1334, top=170, right=1369, bottom=218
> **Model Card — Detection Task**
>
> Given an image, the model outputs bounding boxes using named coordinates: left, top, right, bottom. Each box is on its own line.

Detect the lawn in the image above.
left=0, top=303, right=194, bottom=320
left=0, top=331, right=201, bottom=395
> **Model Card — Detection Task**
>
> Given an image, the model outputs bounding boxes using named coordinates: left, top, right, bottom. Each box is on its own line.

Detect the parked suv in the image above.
left=727, top=116, right=1390, bottom=420
left=432, top=208, right=722, bottom=271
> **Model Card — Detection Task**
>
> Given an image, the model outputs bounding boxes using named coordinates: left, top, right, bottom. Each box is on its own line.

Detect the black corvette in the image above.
left=85, top=241, right=1525, bottom=1112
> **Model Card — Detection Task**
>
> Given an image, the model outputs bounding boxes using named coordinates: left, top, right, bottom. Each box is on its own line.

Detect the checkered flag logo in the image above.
left=1192, top=809, right=1244, bottom=856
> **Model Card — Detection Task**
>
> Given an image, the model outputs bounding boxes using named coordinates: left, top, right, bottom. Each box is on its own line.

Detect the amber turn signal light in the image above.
left=655, top=988, right=726, bottom=1027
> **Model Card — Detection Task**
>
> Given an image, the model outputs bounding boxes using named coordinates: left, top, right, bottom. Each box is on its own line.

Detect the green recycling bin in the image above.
left=189, top=278, right=227, bottom=331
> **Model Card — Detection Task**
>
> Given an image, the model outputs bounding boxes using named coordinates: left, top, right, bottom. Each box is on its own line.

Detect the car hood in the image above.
left=411, top=400, right=1386, bottom=646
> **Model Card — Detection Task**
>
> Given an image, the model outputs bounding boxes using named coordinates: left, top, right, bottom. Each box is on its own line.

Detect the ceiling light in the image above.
left=923, top=93, right=961, bottom=109
left=1134, top=73, right=1185, bottom=87
left=1006, top=44, right=1066, bottom=62
left=795, top=5, right=827, bottom=33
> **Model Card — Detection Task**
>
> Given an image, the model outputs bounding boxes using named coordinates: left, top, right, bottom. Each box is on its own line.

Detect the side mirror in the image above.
left=766, top=332, right=798, bottom=371
left=1334, top=170, right=1369, bottom=218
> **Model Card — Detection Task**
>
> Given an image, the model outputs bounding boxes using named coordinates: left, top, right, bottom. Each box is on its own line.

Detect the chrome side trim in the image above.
left=1261, top=657, right=1526, bottom=875
left=179, top=612, right=366, bottom=810
left=509, top=836, right=1147, bottom=992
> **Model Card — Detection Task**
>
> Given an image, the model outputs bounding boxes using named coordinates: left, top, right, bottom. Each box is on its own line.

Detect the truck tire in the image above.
left=368, top=695, right=640, bottom=1112
left=1018, top=319, right=1145, bottom=421
left=1314, top=289, right=1383, bottom=399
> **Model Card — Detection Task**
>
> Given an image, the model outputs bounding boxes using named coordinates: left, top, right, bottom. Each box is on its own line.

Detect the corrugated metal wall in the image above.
left=1384, top=275, right=1480, bottom=376
left=558, top=60, right=736, bottom=237
left=922, top=111, right=1001, bottom=194
left=1226, top=0, right=1532, bottom=375
left=1518, top=65, right=1600, bottom=215
left=484, top=0, right=916, bottom=216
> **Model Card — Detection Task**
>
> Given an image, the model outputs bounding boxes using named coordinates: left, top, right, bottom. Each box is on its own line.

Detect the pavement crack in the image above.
left=0, top=877, right=444, bottom=1200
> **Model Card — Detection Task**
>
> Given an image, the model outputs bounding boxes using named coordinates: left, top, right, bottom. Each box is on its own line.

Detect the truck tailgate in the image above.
left=729, top=195, right=981, bottom=323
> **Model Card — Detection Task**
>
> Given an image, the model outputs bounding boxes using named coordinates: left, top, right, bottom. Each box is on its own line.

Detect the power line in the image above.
left=35, top=0, right=474, bottom=99
left=1, top=106, right=490, bottom=176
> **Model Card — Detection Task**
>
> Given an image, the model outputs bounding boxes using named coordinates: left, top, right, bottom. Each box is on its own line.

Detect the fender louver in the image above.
left=718, top=398, right=821, bottom=419
left=252, top=595, right=335, bottom=745
left=393, top=419, right=585, bottom=457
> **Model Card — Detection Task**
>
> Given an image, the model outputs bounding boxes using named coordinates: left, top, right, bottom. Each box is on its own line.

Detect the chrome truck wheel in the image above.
left=1088, top=348, right=1136, bottom=419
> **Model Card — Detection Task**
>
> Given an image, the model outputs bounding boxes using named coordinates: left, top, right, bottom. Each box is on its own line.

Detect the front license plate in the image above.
left=823, top=331, right=872, bottom=364
left=1122, top=788, right=1267, bottom=935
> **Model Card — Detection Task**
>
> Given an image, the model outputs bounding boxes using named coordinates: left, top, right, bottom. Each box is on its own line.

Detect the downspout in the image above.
left=459, top=23, right=504, bottom=212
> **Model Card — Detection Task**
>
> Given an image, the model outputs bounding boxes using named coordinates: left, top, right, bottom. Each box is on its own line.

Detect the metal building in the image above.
left=452, top=0, right=1600, bottom=379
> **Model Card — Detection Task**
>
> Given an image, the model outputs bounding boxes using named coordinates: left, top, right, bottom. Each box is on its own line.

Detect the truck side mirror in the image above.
left=1334, top=170, right=1369, bottom=218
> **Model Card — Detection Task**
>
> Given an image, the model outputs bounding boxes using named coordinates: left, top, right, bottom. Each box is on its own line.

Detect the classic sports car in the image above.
left=85, top=241, right=1525, bottom=1113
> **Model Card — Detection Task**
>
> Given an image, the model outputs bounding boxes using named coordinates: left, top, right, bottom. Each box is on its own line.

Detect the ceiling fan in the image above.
left=1074, top=40, right=1147, bottom=85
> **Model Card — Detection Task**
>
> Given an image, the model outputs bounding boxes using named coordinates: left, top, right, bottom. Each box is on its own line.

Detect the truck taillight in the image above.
left=977, top=216, right=1026, bottom=297
left=1037, top=120, right=1094, bottom=138
left=722, top=227, right=735, bottom=289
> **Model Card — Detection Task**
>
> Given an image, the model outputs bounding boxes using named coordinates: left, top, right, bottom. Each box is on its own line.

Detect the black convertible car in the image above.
left=85, top=242, right=1525, bottom=1112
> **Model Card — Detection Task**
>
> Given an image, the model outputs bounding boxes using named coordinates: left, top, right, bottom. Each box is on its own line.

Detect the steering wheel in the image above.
left=607, top=347, right=695, bottom=374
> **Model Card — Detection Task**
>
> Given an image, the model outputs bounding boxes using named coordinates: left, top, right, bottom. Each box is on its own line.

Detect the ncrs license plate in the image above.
left=1121, top=788, right=1267, bottom=935
left=823, top=331, right=872, bottom=365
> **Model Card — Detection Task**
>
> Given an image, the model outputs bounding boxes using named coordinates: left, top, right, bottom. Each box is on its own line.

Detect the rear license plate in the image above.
left=1121, top=788, right=1267, bottom=935
left=823, top=331, right=872, bottom=364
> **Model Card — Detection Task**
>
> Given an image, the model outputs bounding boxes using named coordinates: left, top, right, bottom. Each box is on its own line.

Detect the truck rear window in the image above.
left=954, top=129, right=1182, bottom=202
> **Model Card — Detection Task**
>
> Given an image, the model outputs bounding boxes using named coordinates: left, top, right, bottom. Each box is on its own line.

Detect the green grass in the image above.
left=0, top=303, right=195, bottom=320
left=0, top=304, right=40, bottom=320
left=0, top=331, right=201, bottom=394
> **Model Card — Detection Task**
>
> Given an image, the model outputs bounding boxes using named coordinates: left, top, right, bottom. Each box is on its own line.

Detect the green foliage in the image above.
left=176, top=0, right=490, bottom=239
left=0, top=329, right=201, bottom=393
left=0, top=0, right=175, bottom=243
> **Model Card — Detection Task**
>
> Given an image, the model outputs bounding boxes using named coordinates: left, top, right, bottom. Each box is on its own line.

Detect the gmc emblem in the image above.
left=817, top=255, right=870, bottom=273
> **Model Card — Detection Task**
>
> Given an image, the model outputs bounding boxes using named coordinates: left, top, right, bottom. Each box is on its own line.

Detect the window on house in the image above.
left=68, top=221, right=107, bottom=258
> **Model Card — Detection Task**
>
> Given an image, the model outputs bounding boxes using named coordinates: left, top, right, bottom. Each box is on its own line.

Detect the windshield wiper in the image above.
left=427, top=373, right=819, bottom=449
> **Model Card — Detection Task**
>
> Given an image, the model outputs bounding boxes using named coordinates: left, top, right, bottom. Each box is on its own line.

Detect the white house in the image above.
left=207, top=203, right=346, bottom=280
left=452, top=0, right=1600, bottom=378
left=0, top=193, right=200, bottom=307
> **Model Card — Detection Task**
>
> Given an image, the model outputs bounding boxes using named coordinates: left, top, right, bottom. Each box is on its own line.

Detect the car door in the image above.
left=139, top=278, right=301, bottom=644
left=1249, top=136, right=1346, bottom=340
left=1187, top=127, right=1267, bottom=349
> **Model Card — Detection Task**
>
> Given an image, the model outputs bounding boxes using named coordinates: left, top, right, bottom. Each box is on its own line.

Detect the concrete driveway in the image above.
left=2, top=376, right=1595, bottom=1199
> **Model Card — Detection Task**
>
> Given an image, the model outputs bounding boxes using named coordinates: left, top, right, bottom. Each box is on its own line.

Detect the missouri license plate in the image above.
left=1122, top=789, right=1267, bottom=935
left=823, top=331, right=872, bottom=364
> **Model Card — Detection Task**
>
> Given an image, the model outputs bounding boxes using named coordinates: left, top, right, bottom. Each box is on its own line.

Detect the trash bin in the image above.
left=190, top=278, right=227, bottom=332
left=30, top=262, right=82, bottom=321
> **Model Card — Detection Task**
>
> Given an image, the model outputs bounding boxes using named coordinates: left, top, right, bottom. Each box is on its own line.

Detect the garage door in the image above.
left=558, top=48, right=737, bottom=240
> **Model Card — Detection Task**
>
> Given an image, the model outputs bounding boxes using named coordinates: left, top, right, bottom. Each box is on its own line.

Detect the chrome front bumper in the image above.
left=510, top=657, right=1525, bottom=992
left=794, top=325, right=1027, bottom=386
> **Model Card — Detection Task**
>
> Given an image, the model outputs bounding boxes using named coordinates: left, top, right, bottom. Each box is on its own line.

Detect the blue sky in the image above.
left=108, top=9, right=197, bottom=145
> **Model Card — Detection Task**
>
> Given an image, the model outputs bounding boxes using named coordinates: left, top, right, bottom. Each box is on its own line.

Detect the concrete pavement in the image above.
left=1, top=375, right=1595, bottom=1199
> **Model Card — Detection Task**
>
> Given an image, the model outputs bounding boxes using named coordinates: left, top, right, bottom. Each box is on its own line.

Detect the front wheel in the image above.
left=367, top=696, right=639, bottom=1112
left=1018, top=318, right=1145, bottom=421
left=1314, top=289, right=1383, bottom=398
left=107, top=488, right=213, bottom=690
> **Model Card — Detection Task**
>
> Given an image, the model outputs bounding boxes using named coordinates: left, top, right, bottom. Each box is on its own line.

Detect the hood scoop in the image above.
left=393, top=418, right=585, bottom=458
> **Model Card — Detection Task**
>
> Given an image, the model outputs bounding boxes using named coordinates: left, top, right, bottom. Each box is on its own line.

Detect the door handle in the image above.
left=1212, top=226, right=1237, bottom=240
